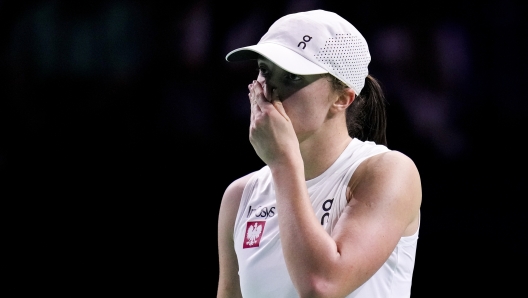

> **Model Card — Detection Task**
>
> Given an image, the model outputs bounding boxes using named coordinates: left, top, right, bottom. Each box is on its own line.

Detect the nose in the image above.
left=257, top=77, right=277, bottom=100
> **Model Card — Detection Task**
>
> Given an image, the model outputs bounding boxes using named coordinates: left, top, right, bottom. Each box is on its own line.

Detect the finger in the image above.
left=252, top=81, right=272, bottom=109
left=248, top=88, right=255, bottom=124
left=248, top=81, right=260, bottom=121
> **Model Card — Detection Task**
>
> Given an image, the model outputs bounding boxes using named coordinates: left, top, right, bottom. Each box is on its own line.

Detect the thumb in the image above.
left=269, top=88, right=289, bottom=120
left=271, top=98, right=289, bottom=120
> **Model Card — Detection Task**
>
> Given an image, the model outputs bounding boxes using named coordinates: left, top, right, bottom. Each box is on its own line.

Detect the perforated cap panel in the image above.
left=226, top=10, right=371, bottom=95
left=314, top=34, right=370, bottom=93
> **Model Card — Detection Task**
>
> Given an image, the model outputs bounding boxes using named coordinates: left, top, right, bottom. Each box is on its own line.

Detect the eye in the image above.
left=284, top=72, right=302, bottom=81
left=256, top=66, right=270, bottom=78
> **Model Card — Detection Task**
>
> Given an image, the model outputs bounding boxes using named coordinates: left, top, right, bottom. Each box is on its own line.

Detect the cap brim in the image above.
left=225, top=43, right=328, bottom=75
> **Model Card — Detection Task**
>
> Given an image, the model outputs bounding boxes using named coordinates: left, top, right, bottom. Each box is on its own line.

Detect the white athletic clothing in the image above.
left=233, top=138, right=419, bottom=298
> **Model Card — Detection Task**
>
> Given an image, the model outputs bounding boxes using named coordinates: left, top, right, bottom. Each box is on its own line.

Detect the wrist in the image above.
left=269, top=156, right=305, bottom=181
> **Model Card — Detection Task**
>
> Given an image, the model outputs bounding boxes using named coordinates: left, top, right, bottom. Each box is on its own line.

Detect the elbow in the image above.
left=296, top=275, right=340, bottom=298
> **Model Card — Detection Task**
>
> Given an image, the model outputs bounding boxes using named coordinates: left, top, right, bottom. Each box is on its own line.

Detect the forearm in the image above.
left=270, top=161, right=342, bottom=296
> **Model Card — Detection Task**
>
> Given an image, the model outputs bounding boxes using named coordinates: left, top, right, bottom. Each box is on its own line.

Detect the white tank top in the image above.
left=233, top=138, right=419, bottom=298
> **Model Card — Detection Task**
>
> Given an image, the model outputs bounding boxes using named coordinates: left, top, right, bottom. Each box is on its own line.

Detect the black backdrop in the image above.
left=1, top=0, right=526, bottom=296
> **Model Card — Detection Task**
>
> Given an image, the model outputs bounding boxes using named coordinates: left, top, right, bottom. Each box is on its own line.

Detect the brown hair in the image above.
left=325, top=74, right=388, bottom=146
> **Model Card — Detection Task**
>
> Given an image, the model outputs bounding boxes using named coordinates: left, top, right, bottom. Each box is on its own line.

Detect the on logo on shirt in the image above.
left=320, top=198, right=334, bottom=225
left=243, top=221, right=266, bottom=248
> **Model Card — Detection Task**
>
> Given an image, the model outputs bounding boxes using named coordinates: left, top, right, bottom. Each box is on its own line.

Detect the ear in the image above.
left=332, top=88, right=355, bottom=112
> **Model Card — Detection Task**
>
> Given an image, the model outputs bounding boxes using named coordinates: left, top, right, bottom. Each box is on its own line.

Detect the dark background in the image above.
left=1, top=0, right=526, bottom=296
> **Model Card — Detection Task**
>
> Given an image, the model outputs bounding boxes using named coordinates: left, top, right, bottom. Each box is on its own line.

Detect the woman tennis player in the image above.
left=217, top=9, right=422, bottom=298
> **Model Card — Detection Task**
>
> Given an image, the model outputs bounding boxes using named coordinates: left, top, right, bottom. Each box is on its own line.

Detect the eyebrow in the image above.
left=257, top=58, right=272, bottom=66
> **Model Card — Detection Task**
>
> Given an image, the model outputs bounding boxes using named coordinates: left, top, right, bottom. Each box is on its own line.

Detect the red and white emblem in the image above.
left=243, top=221, right=266, bottom=248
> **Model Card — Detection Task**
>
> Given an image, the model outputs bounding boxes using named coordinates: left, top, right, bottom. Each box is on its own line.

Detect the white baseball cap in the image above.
left=226, top=9, right=371, bottom=95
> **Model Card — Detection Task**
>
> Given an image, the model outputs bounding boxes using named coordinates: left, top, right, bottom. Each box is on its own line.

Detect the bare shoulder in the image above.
left=218, top=171, right=259, bottom=233
left=349, top=150, right=421, bottom=235
left=222, top=171, right=258, bottom=209
left=354, top=150, right=421, bottom=187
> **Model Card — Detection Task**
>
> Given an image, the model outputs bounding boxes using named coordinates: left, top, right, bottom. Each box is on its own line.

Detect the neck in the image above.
left=299, top=126, right=352, bottom=181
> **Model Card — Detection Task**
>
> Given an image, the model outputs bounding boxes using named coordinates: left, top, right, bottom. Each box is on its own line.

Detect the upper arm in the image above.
left=329, top=151, right=422, bottom=293
left=217, top=172, right=256, bottom=298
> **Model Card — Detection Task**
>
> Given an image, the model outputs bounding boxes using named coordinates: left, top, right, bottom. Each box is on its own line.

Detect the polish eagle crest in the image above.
left=246, top=222, right=263, bottom=246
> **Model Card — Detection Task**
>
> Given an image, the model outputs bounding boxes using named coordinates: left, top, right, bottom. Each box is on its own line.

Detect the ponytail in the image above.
left=346, top=75, right=388, bottom=146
